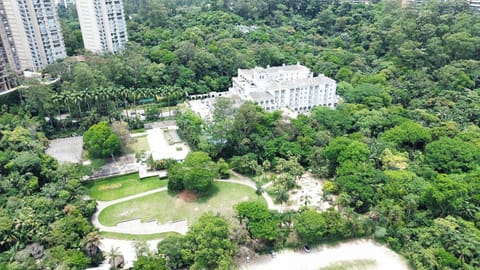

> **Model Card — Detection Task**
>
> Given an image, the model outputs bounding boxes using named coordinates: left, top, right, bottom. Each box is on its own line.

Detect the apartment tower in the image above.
left=76, top=0, right=127, bottom=54
left=0, top=1, right=20, bottom=91
left=0, top=0, right=66, bottom=90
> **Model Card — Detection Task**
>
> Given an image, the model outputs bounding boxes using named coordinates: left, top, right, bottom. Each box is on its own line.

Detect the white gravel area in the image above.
left=146, top=127, right=190, bottom=161
left=240, top=239, right=410, bottom=270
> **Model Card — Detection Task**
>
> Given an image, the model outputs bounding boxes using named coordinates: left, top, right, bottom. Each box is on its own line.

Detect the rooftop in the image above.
left=249, top=91, right=273, bottom=100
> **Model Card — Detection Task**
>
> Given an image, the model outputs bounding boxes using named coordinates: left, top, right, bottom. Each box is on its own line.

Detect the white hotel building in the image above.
left=76, top=0, right=127, bottom=54
left=228, top=63, right=337, bottom=113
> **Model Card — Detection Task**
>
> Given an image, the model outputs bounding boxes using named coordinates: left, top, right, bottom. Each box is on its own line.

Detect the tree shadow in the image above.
left=195, top=184, right=220, bottom=203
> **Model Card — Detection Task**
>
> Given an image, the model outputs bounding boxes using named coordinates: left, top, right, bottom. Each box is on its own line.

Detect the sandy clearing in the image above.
left=46, top=136, right=83, bottom=163
left=240, top=239, right=411, bottom=270
left=98, top=238, right=161, bottom=269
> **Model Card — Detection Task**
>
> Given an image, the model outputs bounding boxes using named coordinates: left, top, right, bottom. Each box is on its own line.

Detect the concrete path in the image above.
left=92, top=187, right=189, bottom=235
left=218, top=172, right=282, bottom=212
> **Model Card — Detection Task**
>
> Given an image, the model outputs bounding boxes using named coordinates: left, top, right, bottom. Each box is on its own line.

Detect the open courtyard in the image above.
left=146, top=126, right=190, bottom=161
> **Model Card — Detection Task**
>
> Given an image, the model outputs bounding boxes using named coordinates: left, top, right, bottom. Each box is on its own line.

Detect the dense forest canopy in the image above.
left=0, top=0, right=479, bottom=269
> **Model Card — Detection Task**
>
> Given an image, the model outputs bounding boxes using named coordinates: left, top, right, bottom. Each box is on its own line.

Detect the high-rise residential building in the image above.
left=55, top=0, right=75, bottom=7
left=1, top=0, right=66, bottom=72
left=468, top=0, right=480, bottom=11
left=228, top=63, right=337, bottom=113
left=76, top=0, right=127, bottom=54
left=0, top=1, right=20, bottom=91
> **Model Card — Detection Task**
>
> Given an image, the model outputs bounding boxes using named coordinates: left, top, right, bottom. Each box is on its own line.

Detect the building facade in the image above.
left=1, top=0, right=66, bottom=72
left=229, top=63, right=337, bottom=113
left=55, top=0, right=75, bottom=7
left=0, top=0, right=20, bottom=91
left=468, top=0, right=480, bottom=11
left=76, top=0, right=127, bottom=54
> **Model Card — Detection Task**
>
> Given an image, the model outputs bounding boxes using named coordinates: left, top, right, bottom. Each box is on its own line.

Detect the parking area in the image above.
left=46, top=136, right=83, bottom=163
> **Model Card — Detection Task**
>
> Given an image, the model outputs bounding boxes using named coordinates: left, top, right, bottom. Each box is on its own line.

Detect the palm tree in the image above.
left=275, top=187, right=289, bottom=211
left=84, top=231, right=101, bottom=258
left=71, top=90, right=83, bottom=117
left=51, top=93, right=63, bottom=118
left=97, top=86, right=111, bottom=115
left=300, top=194, right=312, bottom=206
left=162, top=85, right=184, bottom=116
left=118, top=86, right=130, bottom=121
left=107, top=247, right=122, bottom=269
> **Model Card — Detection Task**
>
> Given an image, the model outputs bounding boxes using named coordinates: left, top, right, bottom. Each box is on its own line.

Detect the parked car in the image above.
left=304, top=245, right=311, bottom=253
left=270, top=250, right=276, bottom=258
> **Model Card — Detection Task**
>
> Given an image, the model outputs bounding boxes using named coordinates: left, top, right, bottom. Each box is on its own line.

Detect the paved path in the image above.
left=219, top=172, right=282, bottom=212
left=92, top=187, right=189, bottom=235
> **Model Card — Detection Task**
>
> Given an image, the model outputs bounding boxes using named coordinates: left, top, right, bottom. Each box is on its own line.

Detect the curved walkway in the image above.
left=92, top=187, right=189, bottom=235
left=216, top=175, right=281, bottom=212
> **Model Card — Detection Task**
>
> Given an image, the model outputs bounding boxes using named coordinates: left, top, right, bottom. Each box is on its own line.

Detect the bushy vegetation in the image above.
left=0, top=111, right=99, bottom=269
left=1, top=0, right=480, bottom=269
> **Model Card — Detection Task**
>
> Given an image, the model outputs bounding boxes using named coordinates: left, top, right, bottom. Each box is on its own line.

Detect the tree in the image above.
left=167, top=152, right=218, bottom=193
left=294, top=209, right=327, bottom=244
left=83, top=121, right=122, bottom=158
left=382, top=121, right=431, bottom=152
left=157, top=235, right=187, bottom=269
left=235, top=201, right=281, bottom=242
left=425, top=137, right=480, bottom=173
left=182, top=213, right=236, bottom=270
left=132, top=256, right=168, bottom=270
left=107, top=247, right=123, bottom=269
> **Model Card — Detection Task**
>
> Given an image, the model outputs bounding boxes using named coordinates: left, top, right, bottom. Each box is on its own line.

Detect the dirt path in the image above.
left=240, top=239, right=411, bottom=270
left=91, top=187, right=189, bottom=235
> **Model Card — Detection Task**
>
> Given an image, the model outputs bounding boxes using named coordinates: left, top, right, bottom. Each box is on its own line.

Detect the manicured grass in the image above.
left=131, top=128, right=146, bottom=134
left=128, top=135, right=149, bottom=153
left=85, top=173, right=167, bottom=201
left=100, top=231, right=180, bottom=241
left=99, top=182, right=265, bottom=226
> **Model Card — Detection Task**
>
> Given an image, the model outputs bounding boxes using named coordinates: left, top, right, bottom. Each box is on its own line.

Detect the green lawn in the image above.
left=98, top=182, right=265, bottom=226
left=85, top=173, right=167, bottom=201
left=100, top=231, right=180, bottom=241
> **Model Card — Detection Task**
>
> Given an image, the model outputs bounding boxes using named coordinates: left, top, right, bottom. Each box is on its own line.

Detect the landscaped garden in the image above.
left=85, top=173, right=167, bottom=201
left=98, top=181, right=265, bottom=226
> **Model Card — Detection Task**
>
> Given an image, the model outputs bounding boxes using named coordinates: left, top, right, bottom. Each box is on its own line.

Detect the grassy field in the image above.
left=98, top=181, right=265, bottom=226
left=127, top=135, right=150, bottom=154
left=85, top=173, right=167, bottom=201
left=99, top=231, right=180, bottom=241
